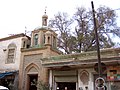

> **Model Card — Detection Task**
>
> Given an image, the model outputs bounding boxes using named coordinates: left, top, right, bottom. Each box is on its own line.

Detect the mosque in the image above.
left=0, top=10, right=120, bottom=90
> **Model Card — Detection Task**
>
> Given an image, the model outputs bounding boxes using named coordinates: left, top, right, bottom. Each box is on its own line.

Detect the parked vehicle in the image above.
left=0, top=86, right=9, bottom=90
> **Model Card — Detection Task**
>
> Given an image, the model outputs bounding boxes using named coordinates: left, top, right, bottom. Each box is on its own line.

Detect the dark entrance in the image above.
left=28, top=74, right=38, bottom=90
left=57, top=82, right=76, bottom=90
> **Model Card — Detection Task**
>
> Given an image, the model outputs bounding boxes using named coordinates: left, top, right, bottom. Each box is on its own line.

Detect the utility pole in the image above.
left=91, top=1, right=105, bottom=90
left=91, top=1, right=102, bottom=77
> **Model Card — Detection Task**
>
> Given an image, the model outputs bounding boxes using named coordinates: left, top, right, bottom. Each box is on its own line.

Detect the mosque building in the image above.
left=0, top=10, right=120, bottom=90
left=19, top=11, right=120, bottom=90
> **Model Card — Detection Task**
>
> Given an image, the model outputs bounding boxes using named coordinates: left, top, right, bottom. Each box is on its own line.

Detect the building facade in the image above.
left=0, top=33, right=30, bottom=89
left=42, top=48, right=120, bottom=90
left=19, top=12, right=61, bottom=90
left=18, top=12, right=120, bottom=90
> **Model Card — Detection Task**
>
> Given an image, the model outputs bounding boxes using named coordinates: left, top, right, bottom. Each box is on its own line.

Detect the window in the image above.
left=43, top=34, right=45, bottom=44
left=43, top=18, right=47, bottom=25
left=34, top=34, right=38, bottom=45
left=7, top=43, right=16, bottom=63
left=44, top=19, right=46, bottom=24
left=48, top=37, right=50, bottom=44
left=23, top=41, right=26, bottom=48
left=53, top=36, right=56, bottom=48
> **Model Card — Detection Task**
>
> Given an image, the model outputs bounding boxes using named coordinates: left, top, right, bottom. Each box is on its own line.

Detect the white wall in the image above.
left=0, top=37, right=24, bottom=71
left=78, top=68, right=95, bottom=90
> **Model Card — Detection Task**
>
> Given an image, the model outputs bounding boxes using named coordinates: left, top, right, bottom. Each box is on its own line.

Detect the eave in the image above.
left=21, top=46, right=47, bottom=52
left=41, top=48, right=120, bottom=68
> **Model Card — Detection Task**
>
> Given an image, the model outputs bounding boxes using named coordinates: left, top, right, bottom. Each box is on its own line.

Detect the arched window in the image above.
left=53, top=36, right=56, bottom=48
left=48, top=37, right=50, bottom=44
left=7, top=43, right=16, bottom=63
left=34, top=34, right=38, bottom=45
left=44, top=18, right=46, bottom=25
left=43, top=34, right=45, bottom=44
left=80, top=70, right=89, bottom=85
left=23, top=41, right=26, bottom=48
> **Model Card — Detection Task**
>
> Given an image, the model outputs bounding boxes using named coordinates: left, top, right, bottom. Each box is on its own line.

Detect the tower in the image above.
left=42, top=8, right=48, bottom=26
left=19, top=9, right=61, bottom=90
left=31, top=9, right=57, bottom=49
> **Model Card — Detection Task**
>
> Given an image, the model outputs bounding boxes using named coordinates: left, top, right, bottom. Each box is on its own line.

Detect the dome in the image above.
left=34, top=26, right=49, bottom=30
left=42, top=14, right=48, bottom=18
left=42, top=10, right=48, bottom=19
left=45, top=30, right=52, bottom=35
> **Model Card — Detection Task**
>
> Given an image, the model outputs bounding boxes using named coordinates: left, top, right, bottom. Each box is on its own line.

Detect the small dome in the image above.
left=34, top=26, right=51, bottom=31
left=42, top=9, right=48, bottom=18
left=42, top=14, right=48, bottom=18
left=45, top=30, right=52, bottom=35
left=42, top=7, right=48, bottom=18
left=34, top=26, right=41, bottom=30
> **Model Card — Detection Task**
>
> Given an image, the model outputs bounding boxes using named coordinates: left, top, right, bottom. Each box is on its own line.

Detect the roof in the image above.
left=0, top=33, right=30, bottom=41
left=41, top=48, right=120, bottom=67
left=32, top=26, right=57, bottom=36
left=42, top=14, right=48, bottom=18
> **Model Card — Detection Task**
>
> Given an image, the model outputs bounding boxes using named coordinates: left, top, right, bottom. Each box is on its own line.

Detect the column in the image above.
left=49, top=70, right=52, bottom=90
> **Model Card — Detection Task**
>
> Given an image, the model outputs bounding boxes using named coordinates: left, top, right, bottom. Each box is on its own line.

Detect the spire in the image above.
left=44, top=6, right=47, bottom=14
left=42, top=7, right=48, bottom=26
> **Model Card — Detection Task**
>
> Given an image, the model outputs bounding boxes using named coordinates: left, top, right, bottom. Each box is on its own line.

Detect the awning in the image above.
left=0, top=70, right=18, bottom=79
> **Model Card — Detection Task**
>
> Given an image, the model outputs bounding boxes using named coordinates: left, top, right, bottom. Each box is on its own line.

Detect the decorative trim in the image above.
left=80, top=70, right=89, bottom=85
left=0, top=33, right=30, bottom=41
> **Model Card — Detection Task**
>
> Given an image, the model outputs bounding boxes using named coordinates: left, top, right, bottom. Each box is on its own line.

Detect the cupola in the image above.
left=31, top=9, right=57, bottom=49
left=42, top=9, right=48, bottom=26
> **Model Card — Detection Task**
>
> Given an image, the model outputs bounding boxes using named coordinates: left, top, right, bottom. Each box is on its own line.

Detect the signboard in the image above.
left=107, top=66, right=120, bottom=81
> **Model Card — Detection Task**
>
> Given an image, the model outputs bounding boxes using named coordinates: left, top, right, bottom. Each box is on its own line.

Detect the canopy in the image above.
left=0, top=71, right=17, bottom=79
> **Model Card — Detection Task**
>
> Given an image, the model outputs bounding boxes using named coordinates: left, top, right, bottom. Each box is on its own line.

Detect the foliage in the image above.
left=49, top=6, right=120, bottom=54
left=49, top=12, right=74, bottom=54
left=111, top=85, right=120, bottom=90
left=73, top=7, right=94, bottom=52
left=37, top=81, right=49, bottom=90
left=73, top=6, right=120, bottom=53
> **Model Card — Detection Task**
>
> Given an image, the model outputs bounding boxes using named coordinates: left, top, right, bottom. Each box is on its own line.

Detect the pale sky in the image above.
left=0, top=0, right=120, bottom=38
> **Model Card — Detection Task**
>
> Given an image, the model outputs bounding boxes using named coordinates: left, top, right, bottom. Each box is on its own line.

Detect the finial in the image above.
left=25, top=26, right=27, bottom=35
left=44, top=6, right=47, bottom=14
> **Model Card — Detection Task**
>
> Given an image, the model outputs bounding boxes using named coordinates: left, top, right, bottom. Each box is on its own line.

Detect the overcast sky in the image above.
left=0, top=0, right=120, bottom=38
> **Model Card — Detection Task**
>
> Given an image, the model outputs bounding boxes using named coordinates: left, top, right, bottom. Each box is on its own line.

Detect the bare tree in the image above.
left=49, top=12, right=74, bottom=54
left=49, top=6, right=120, bottom=54
left=73, top=6, right=120, bottom=52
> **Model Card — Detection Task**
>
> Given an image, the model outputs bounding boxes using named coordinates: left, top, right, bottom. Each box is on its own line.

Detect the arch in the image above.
left=24, top=63, right=39, bottom=90
left=43, top=34, right=45, bottom=44
left=8, top=43, right=17, bottom=48
left=34, top=34, right=38, bottom=45
left=53, top=36, right=56, bottom=48
left=23, top=41, right=26, bottom=48
left=25, top=63, right=39, bottom=74
left=80, top=70, right=89, bottom=85
left=80, top=70, right=89, bottom=76
left=22, top=38, right=27, bottom=48
left=7, top=43, right=17, bottom=63
left=48, top=36, right=50, bottom=44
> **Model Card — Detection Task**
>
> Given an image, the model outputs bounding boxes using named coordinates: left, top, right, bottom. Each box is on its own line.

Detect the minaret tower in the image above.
left=42, top=7, right=48, bottom=26
left=30, top=7, right=57, bottom=49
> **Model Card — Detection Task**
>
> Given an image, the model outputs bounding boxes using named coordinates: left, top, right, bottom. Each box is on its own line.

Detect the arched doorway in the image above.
left=28, top=74, right=38, bottom=90
left=25, top=63, right=39, bottom=90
